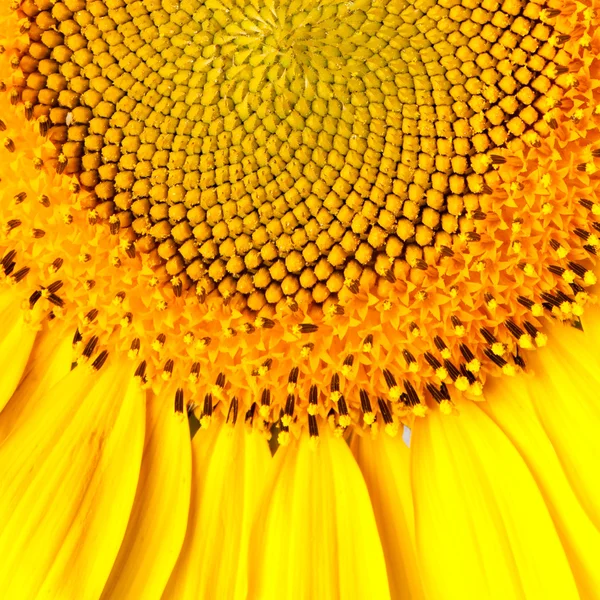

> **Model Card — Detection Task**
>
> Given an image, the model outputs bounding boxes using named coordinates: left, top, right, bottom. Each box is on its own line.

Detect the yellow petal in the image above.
left=483, top=381, right=600, bottom=599
left=0, top=362, right=145, bottom=598
left=0, top=296, right=37, bottom=412
left=163, top=421, right=270, bottom=600
left=412, top=401, right=579, bottom=600
left=352, top=432, right=425, bottom=600
left=523, top=326, right=600, bottom=529
left=0, top=323, right=72, bottom=443
left=249, top=429, right=391, bottom=600
left=101, top=392, right=192, bottom=600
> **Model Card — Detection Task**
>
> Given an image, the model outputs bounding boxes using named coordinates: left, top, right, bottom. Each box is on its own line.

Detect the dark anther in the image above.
left=583, top=245, right=597, bottom=255
left=190, top=362, right=200, bottom=377
left=1, top=249, right=16, bottom=269
left=0, top=119, right=5, bottom=131
left=92, top=350, right=109, bottom=371
left=308, top=414, right=319, bottom=437
left=38, top=116, right=49, bottom=137
left=135, top=360, right=147, bottom=380
left=556, top=290, right=574, bottom=304
left=172, top=279, right=182, bottom=297
left=83, top=336, right=98, bottom=358
left=47, top=280, right=63, bottom=294
left=466, top=232, right=481, bottom=242
left=484, top=348, right=508, bottom=367
left=548, top=265, right=565, bottom=277
left=260, top=318, right=275, bottom=328
left=439, top=246, right=454, bottom=257
left=174, top=389, right=184, bottom=414
left=12, top=266, right=30, bottom=282
left=414, top=260, right=428, bottom=270
left=347, top=280, right=360, bottom=294
left=52, top=257, right=63, bottom=271
left=28, top=289, right=41, bottom=308
left=125, top=243, right=136, bottom=259
left=48, top=293, right=63, bottom=307
left=491, top=154, right=506, bottom=164
left=227, top=397, right=239, bottom=424
left=298, top=323, right=318, bottom=333
left=330, top=373, right=340, bottom=392
left=309, top=385, right=318, bottom=405
left=377, top=398, right=394, bottom=424
left=434, top=336, right=447, bottom=352
left=567, top=262, right=588, bottom=278
left=245, top=402, right=256, bottom=423
left=72, top=329, right=82, bottom=345
left=343, top=354, right=354, bottom=368
left=523, top=322, right=538, bottom=338
left=444, top=360, right=460, bottom=381
left=451, top=315, right=463, bottom=328
left=426, top=383, right=444, bottom=403
left=403, top=380, right=420, bottom=406
left=288, top=366, right=299, bottom=384
left=480, top=328, right=497, bottom=345
left=579, top=199, right=594, bottom=210
left=85, top=309, right=98, bottom=323
left=13, top=192, right=26, bottom=204
left=383, top=270, right=396, bottom=283
left=382, top=368, right=397, bottom=389
left=364, top=334, right=373, bottom=347
left=6, top=219, right=21, bottom=231
left=460, top=364, right=476, bottom=384
left=338, top=396, right=348, bottom=416
left=549, top=239, right=562, bottom=251
left=505, top=320, right=525, bottom=339
left=472, top=210, right=487, bottom=220
left=359, top=389, right=372, bottom=413
left=130, top=338, right=141, bottom=352
left=540, top=291, right=561, bottom=307
left=56, top=155, right=67, bottom=174
left=284, top=394, right=295, bottom=417
left=163, top=359, right=174, bottom=375
left=513, top=352, right=526, bottom=368
left=261, top=389, right=271, bottom=406
left=202, top=393, right=213, bottom=417
left=517, top=296, right=535, bottom=310
left=459, top=343, right=475, bottom=362
left=424, top=352, right=442, bottom=370
left=2, top=260, right=14, bottom=276
left=403, top=349, right=416, bottom=366
left=216, top=373, right=226, bottom=388
left=569, top=282, right=585, bottom=295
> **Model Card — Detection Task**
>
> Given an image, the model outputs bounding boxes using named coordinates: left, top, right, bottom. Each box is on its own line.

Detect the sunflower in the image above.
left=0, top=0, right=599, bottom=598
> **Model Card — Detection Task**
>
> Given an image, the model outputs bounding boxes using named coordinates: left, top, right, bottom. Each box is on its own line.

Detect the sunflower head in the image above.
left=0, top=0, right=596, bottom=443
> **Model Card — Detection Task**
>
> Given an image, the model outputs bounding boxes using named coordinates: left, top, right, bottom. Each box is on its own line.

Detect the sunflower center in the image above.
left=16, top=0, right=558, bottom=310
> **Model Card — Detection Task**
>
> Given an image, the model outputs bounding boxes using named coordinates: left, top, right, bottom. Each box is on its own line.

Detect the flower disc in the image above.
left=0, top=0, right=597, bottom=440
